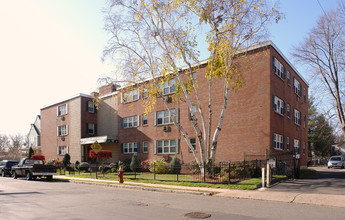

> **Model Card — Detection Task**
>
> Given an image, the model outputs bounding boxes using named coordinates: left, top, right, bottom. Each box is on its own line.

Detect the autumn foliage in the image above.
left=89, top=150, right=112, bottom=159
left=31, top=155, right=46, bottom=160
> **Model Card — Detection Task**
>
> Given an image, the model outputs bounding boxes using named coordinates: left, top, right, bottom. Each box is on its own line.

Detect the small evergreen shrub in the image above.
left=130, top=153, right=140, bottom=172
left=170, top=155, right=181, bottom=174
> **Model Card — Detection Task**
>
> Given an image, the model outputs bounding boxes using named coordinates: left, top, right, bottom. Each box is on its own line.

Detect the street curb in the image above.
left=67, top=179, right=213, bottom=196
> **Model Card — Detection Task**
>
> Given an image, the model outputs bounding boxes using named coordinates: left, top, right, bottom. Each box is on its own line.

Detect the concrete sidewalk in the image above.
left=54, top=175, right=345, bottom=208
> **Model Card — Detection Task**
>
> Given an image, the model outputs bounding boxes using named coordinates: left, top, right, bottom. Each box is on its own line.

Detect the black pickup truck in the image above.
left=12, top=158, right=57, bottom=180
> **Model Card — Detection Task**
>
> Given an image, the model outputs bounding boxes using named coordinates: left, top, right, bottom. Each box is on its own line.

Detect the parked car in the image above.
left=327, top=156, right=345, bottom=169
left=12, top=158, right=57, bottom=180
left=0, top=160, right=18, bottom=177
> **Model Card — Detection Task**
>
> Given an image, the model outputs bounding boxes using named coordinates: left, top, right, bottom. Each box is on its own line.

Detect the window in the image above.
left=273, top=133, right=284, bottom=150
left=156, top=109, right=177, bottom=125
left=273, top=57, right=285, bottom=80
left=189, top=105, right=196, bottom=120
left=293, top=78, right=302, bottom=96
left=303, top=88, right=306, bottom=101
left=273, top=95, right=285, bottom=115
left=287, top=104, right=290, bottom=118
left=57, top=104, right=68, bottom=116
left=142, top=88, right=148, bottom=98
left=87, top=101, right=95, bottom=113
left=189, top=138, right=196, bottom=152
left=142, top=114, right=148, bottom=126
left=303, top=115, right=306, bottom=128
left=87, top=123, right=95, bottom=134
left=293, top=109, right=302, bottom=126
left=57, top=125, right=68, bottom=136
left=58, top=146, right=68, bottom=155
left=123, top=116, right=139, bottom=128
left=123, top=142, right=138, bottom=154
left=143, top=142, right=148, bottom=153
left=156, top=139, right=178, bottom=154
left=122, top=89, right=139, bottom=103
left=287, top=137, right=290, bottom=151
left=294, top=139, right=300, bottom=154
left=287, top=71, right=291, bottom=85
left=162, top=79, right=176, bottom=95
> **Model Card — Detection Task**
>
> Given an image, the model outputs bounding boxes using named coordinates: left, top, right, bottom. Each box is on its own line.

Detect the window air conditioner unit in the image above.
left=163, top=96, right=172, bottom=103
left=163, top=126, right=170, bottom=132
left=61, top=137, right=65, bottom=141
left=61, top=116, right=65, bottom=121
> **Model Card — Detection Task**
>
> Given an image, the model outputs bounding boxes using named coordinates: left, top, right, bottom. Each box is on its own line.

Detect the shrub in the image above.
left=170, top=155, right=181, bottom=174
left=62, top=153, right=71, bottom=168
left=31, top=155, right=45, bottom=160
left=45, top=159, right=55, bottom=166
left=130, top=153, right=140, bottom=172
left=79, top=162, right=90, bottom=172
left=75, top=161, right=80, bottom=170
left=140, top=159, right=151, bottom=171
left=187, top=161, right=200, bottom=174
left=28, top=147, right=34, bottom=159
left=149, top=158, right=169, bottom=174
left=118, top=158, right=131, bottom=172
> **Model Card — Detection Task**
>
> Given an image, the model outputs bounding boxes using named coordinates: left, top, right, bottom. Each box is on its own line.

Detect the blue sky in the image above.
left=0, top=0, right=339, bottom=136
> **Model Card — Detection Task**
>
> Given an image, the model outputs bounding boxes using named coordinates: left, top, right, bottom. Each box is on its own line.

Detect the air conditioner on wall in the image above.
left=61, top=137, right=65, bottom=141
left=163, top=126, right=170, bottom=132
left=61, top=116, right=65, bottom=121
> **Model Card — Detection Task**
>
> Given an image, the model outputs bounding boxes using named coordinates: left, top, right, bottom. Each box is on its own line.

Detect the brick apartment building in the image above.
left=40, top=41, right=309, bottom=167
left=40, top=94, right=98, bottom=162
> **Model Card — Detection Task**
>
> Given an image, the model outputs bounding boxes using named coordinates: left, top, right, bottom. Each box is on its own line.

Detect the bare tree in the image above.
left=0, top=134, right=10, bottom=152
left=102, top=0, right=280, bottom=170
left=293, top=4, right=345, bottom=137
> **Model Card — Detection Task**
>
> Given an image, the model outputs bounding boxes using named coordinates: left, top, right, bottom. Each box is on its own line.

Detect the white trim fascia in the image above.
left=41, top=93, right=92, bottom=110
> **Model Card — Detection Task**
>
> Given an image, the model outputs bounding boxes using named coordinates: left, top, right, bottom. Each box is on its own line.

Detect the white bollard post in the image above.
left=261, top=167, right=265, bottom=188
left=266, top=163, right=271, bottom=187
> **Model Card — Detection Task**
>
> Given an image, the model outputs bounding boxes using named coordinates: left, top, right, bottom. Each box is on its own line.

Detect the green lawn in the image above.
left=58, top=170, right=285, bottom=190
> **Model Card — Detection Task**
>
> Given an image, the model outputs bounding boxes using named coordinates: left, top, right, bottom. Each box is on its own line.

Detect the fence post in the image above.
left=203, top=161, right=206, bottom=183
left=262, top=167, right=265, bottom=188
left=135, top=167, right=137, bottom=180
left=176, top=166, right=179, bottom=182
left=228, top=160, right=231, bottom=184
left=219, top=162, right=222, bottom=183
left=154, top=162, right=156, bottom=180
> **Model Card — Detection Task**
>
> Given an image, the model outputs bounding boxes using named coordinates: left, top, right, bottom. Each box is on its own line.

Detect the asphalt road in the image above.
left=1, top=176, right=345, bottom=220
left=268, top=167, right=345, bottom=195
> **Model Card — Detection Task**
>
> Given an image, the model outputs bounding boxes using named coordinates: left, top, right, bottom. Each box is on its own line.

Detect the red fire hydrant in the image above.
left=118, top=167, right=124, bottom=183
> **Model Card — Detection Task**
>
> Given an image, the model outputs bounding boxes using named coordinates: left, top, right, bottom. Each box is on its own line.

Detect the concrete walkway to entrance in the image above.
left=55, top=167, right=345, bottom=209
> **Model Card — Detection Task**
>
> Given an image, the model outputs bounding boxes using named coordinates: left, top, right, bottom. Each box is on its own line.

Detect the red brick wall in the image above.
left=116, top=45, right=309, bottom=166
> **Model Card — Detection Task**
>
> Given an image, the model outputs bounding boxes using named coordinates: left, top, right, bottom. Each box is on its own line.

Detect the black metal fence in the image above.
left=55, top=150, right=298, bottom=183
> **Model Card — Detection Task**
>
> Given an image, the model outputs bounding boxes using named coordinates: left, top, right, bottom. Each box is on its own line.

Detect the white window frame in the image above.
left=57, top=104, right=68, bottom=116
left=189, top=105, right=197, bottom=120
left=142, top=114, right=148, bottom=126
left=123, top=116, right=139, bottom=128
left=142, top=88, right=148, bottom=98
left=273, top=96, right=285, bottom=115
left=57, top=125, right=68, bottom=136
left=157, top=139, right=177, bottom=154
left=287, top=137, right=290, bottom=151
left=87, top=123, right=95, bottom=134
left=58, top=146, right=68, bottom=155
left=143, top=142, right=148, bottom=153
left=122, top=88, right=140, bottom=103
left=287, top=104, right=290, bottom=118
left=157, top=109, right=177, bottom=125
left=294, top=139, right=300, bottom=154
left=293, top=109, right=301, bottom=126
left=189, top=138, right=196, bottom=152
left=273, top=133, right=284, bottom=150
left=162, top=79, right=176, bottom=95
left=294, top=78, right=301, bottom=96
left=123, top=142, right=138, bottom=154
left=88, top=101, right=95, bottom=113
left=274, top=58, right=285, bottom=80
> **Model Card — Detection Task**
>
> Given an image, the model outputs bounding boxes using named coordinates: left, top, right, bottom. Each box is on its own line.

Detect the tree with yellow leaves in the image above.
left=102, top=0, right=280, bottom=172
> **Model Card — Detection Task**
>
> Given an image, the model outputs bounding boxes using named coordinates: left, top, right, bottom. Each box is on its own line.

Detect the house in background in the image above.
left=27, top=115, right=41, bottom=150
